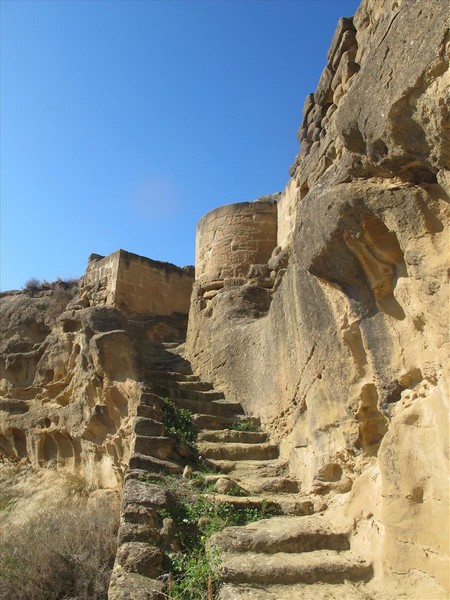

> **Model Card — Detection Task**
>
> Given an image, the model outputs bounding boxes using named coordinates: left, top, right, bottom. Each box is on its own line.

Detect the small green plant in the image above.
left=196, top=474, right=217, bottom=494
left=162, top=398, right=197, bottom=448
left=167, top=548, right=220, bottom=600
left=229, top=420, right=259, bottom=432
left=160, top=482, right=282, bottom=599
left=226, top=484, right=249, bottom=497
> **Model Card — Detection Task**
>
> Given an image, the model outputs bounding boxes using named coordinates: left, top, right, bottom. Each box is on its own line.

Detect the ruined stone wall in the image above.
left=186, top=1, right=450, bottom=597
left=195, top=199, right=277, bottom=285
left=81, top=250, right=194, bottom=317
left=276, top=179, right=298, bottom=248
left=82, top=252, right=120, bottom=307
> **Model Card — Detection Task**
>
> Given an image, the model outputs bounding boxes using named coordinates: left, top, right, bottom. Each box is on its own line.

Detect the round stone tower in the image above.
left=195, top=199, right=277, bottom=284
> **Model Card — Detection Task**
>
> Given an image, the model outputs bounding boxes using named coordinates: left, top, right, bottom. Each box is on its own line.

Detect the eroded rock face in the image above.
left=0, top=278, right=189, bottom=489
left=1, top=1, right=448, bottom=597
left=186, top=0, right=449, bottom=597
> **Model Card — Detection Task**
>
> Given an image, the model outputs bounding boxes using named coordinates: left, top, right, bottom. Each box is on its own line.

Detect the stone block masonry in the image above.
left=81, top=249, right=194, bottom=316
left=195, top=198, right=278, bottom=285
left=81, top=252, right=120, bottom=307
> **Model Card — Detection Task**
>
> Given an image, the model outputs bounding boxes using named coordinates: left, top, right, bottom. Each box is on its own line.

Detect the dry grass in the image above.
left=22, top=277, right=80, bottom=324
left=0, top=462, right=119, bottom=600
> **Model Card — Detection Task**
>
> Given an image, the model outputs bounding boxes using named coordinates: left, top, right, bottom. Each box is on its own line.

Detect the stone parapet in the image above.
left=81, top=250, right=194, bottom=316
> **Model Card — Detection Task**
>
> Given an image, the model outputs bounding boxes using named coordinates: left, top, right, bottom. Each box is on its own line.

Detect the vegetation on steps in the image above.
left=154, top=393, right=282, bottom=597
left=162, top=397, right=197, bottom=449
left=229, top=420, right=259, bottom=432
left=155, top=475, right=282, bottom=599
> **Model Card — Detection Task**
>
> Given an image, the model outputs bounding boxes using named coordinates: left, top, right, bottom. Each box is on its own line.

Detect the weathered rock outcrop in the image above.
left=1, top=1, right=448, bottom=598
left=0, top=255, right=193, bottom=489
left=186, top=1, right=450, bottom=597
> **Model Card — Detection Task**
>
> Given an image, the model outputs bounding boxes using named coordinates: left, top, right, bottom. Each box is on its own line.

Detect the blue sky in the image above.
left=1, top=0, right=360, bottom=291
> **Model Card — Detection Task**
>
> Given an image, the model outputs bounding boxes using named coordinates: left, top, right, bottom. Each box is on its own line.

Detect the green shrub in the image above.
left=167, top=548, right=220, bottom=600
left=162, top=398, right=197, bottom=447
left=160, top=478, right=282, bottom=599
left=226, top=484, right=249, bottom=497
left=229, top=420, right=259, bottom=432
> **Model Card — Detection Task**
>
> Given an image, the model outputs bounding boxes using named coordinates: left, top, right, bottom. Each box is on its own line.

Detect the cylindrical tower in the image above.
left=195, top=200, right=277, bottom=283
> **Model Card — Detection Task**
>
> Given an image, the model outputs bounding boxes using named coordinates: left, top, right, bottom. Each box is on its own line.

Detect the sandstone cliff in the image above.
left=0, top=1, right=448, bottom=598
left=186, top=0, right=449, bottom=597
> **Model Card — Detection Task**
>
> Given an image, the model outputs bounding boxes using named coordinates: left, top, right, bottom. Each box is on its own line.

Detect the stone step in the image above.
left=197, top=478, right=311, bottom=514
left=140, top=392, right=164, bottom=408
left=133, top=417, right=165, bottom=437
left=238, top=477, right=300, bottom=494
left=218, top=582, right=374, bottom=600
left=204, top=494, right=282, bottom=512
left=149, top=364, right=192, bottom=375
left=128, top=453, right=182, bottom=475
left=198, top=429, right=268, bottom=444
left=136, top=404, right=165, bottom=422
left=149, top=378, right=214, bottom=392
left=132, top=436, right=175, bottom=460
left=206, top=459, right=286, bottom=477
left=198, top=441, right=279, bottom=461
left=218, top=550, right=372, bottom=585
left=145, top=357, right=192, bottom=375
left=177, top=380, right=214, bottom=391
left=174, top=397, right=244, bottom=418
left=192, top=414, right=260, bottom=431
left=262, top=496, right=316, bottom=516
left=147, top=347, right=187, bottom=358
left=153, top=385, right=225, bottom=402
left=161, top=342, right=181, bottom=349
left=209, top=516, right=350, bottom=554
left=203, top=493, right=314, bottom=517
left=145, top=370, right=200, bottom=383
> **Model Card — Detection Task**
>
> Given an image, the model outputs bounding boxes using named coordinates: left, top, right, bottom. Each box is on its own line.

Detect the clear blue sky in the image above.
left=1, top=0, right=360, bottom=291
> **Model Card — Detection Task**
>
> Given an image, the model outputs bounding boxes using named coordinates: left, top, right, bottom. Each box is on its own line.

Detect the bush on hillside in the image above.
left=0, top=498, right=118, bottom=600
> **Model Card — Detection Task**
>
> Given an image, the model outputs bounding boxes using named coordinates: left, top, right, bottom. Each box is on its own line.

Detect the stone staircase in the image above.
left=212, top=514, right=373, bottom=599
left=110, top=342, right=373, bottom=600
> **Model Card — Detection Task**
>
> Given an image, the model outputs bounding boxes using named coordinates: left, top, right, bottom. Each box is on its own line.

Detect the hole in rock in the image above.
left=410, top=486, right=424, bottom=503
left=317, top=463, right=343, bottom=482
left=355, top=384, right=388, bottom=456
left=12, top=428, right=27, bottom=458
left=63, top=320, right=82, bottom=333
left=0, top=434, right=13, bottom=458
left=42, top=434, right=58, bottom=463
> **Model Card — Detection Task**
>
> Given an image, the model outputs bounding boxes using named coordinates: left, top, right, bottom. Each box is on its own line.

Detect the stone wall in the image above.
left=82, top=252, right=120, bottom=308
left=81, top=250, right=194, bottom=317
left=195, top=199, right=278, bottom=285
left=114, top=251, right=194, bottom=316
left=276, top=179, right=298, bottom=248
